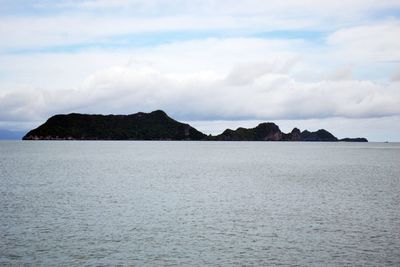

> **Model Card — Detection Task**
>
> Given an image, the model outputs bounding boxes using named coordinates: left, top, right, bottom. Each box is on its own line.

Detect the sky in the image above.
left=0, top=0, right=400, bottom=141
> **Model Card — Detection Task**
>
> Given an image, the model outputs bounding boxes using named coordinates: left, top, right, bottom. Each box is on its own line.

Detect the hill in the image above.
left=23, top=110, right=206, bottom=140
left=23, top=110, right=367, bottom=142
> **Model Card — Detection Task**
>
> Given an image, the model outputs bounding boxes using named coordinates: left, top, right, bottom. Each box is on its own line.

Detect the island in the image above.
left=23, top=110, right=368, bottom=142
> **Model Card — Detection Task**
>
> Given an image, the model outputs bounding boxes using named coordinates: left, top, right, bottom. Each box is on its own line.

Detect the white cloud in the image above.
left=41, top=0, right=400, bottom=16
left=3, top=1, right=400, bottom=51
left=1, top=64, right=399, bottom=126
left=0, top=14, right=313, bottom=51
left=327, top=20, right=400, bottom=62
left=0, top=35, right=398, bottom=127
left=390, top=69, right=400, bottom=81
left=326, top=65, right=353, bottom=81
left=0, top=38, right=302, bottom=89
left=78, top=0, right=132, bottom=9
left=225, top=59, right=298, bottom=86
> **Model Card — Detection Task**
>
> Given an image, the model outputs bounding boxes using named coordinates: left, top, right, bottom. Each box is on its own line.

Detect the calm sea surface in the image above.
left=0, top=141, right=399, bottom=266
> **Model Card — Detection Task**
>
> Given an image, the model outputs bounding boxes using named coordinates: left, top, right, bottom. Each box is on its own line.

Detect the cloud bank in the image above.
left=1, top=63, right=399, bottom=122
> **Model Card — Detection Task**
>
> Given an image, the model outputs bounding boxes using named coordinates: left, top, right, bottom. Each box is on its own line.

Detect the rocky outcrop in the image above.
left=282, top=128, right=302, bottom=141
left=214, top=123, right=339, bottom=141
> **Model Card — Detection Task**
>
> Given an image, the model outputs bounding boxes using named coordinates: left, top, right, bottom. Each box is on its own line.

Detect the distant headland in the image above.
left=23, top=110, right=368, bottom=142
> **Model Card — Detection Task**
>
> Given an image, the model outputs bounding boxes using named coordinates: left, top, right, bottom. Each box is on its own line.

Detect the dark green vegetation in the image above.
left=299, top=129, right=338, bottom=142
left=23, top=110, right=206, bottom=140
left=23, top=110, right=368, bottom=142
left=212, top=124, right=341, bottom=141
left=213, top=123, right=284, bottom=141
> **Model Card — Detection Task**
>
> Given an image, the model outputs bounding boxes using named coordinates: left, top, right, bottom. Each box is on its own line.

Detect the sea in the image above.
left=1, top=141, right=399, bottom=266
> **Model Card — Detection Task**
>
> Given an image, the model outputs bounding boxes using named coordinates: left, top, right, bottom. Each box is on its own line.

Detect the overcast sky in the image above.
left=0, top=0, right=399, bottom=141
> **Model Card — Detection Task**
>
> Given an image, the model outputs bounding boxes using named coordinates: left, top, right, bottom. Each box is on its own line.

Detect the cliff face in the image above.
left=282, top=128, right=301, bottom=141
left=23, top=110, right=206, bottom=140
left=23, top=110, right=367, bottom=142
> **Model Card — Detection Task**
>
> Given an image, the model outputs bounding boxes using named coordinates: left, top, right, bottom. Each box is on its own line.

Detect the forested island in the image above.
left=23, top=110, right=367, bottom=142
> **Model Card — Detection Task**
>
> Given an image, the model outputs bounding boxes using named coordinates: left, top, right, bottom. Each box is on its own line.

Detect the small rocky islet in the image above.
left=23, top=110, right=367, bottom=142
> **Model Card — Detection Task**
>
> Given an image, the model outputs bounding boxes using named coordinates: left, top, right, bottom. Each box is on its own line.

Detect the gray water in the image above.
left=0, top=141, right=399, bottom=266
